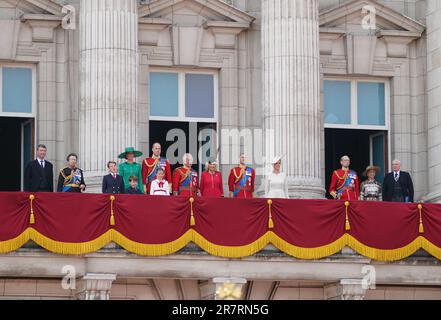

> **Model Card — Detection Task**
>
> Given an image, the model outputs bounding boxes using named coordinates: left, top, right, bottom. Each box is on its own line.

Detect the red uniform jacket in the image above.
left=172, top=166, right=199, bottom=197
left=200, top=171, right=224, bottom=198
left=142, top=157, right=172, bottom=194
left=228, top=166, right=255, bottom=198
left=329, top=168, right=359, bottom=201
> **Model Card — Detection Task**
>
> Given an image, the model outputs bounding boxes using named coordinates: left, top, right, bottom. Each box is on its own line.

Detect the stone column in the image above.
left=76, top=273, right=117, bottom=300
left=79, top=0, right=138, bottom=192
left=324, top=279, right=367, bottom=300
left=426, top=1, right=441, bottom=203
left=262, top=0, right=324, bottom=198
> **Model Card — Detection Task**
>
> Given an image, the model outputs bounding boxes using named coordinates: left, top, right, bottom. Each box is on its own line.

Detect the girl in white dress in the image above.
left=149, top=168, right=170, bottom=196
left=264, top=156, right=289, bottom=199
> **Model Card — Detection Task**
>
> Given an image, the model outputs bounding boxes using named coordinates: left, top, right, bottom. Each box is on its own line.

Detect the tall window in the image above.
left=0, top=64, right=36, bottom=192
left=148, top=69, right=218, bottom=173
left=324, top=78, right=390, bottom=197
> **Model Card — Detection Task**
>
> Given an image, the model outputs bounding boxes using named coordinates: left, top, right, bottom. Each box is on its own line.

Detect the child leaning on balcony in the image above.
left=149, top=168, right=170, bottom=196
left=126, top=176, right=144, bottom=195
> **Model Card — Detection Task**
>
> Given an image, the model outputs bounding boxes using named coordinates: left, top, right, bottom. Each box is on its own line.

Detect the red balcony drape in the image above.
left=0, top=192, right=440, bottom=261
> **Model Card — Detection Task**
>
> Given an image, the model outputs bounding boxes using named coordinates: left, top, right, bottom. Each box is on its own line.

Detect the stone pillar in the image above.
left=262, top=0, right=324, bottom=198
left=76, top=273, right=117, bottom=300
left=324, top=279, right=367, bottom=300
left=79, top=0, right=138, bottom=192
left=426, top=1, right=441, bottom=203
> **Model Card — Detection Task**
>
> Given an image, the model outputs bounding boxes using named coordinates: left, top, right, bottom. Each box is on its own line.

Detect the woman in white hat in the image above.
left=264, top=156, right=289, bottom=199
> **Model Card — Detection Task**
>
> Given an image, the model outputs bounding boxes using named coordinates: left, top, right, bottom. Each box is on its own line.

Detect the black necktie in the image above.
left=40, top=161, right=44, bottom=168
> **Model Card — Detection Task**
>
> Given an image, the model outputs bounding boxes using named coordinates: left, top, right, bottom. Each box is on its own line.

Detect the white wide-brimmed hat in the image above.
left=271, top=156, right=282, bottom=165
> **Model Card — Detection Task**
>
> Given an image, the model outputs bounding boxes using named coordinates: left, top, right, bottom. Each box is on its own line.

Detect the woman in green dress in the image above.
left=118, top=147, right=144, bottom=192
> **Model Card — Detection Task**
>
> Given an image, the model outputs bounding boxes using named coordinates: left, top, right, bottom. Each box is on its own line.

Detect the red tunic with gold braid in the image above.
left=228, top=166, right=255, bottom=199
left=172, top=166, right=199, bottom=197
left=329, top=168, right=359, bottom=201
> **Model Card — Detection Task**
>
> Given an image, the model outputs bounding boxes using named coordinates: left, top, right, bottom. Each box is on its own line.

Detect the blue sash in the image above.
left=337, top=170, right=356, bottom=196
left=148, top=158, right=166, bottom=185
left=234, top=167, right=252, bottom=198
left=62, top=169, right=82, bottom=192
left=178, top=169, right=192, bottom=195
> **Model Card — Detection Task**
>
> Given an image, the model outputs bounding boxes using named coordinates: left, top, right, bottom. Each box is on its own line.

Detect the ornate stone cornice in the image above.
left=21, top=14, right=62, bottom=43
left=138, top=0, right=255, bottom=24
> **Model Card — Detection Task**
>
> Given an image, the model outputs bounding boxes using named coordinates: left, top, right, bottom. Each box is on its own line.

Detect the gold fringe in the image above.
left=418, top=203, right=424, bottom=234
left=192, top=231, right=270, bottom=258
left=0, top=228, right=31, bottom=253
left=267, top=199, right=274, bottom=229
left=346, top=234, right=422, bottom=261
left=111, top=229, right=192, bottom=256
left=270, top=232, right=347, bottom=260
left=110, top=195, right=116, bottom=226
left=189, top=197, right=195, bottom=227
left=28, top=229, right=112, bottom=255
left=1, top=229, right=441, bottom=262
left=29, top=194, right=35, bottom=225
left=421, top=237, right=441, bottom=260
left=345, top=201, right=351, bottom=231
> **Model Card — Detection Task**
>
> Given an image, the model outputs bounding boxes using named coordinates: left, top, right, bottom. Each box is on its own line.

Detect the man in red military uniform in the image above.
left=329, top=155, right=359, bottom=201
left=172, top=153, right=199, bottom=197
left=142, top=143, right=172, bottom=194
left=228, top=154, right=255, bottom=198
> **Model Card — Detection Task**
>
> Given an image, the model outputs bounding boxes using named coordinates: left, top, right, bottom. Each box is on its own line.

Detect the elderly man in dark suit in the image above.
left=382, top=159, right=414, bottom=202
left=102, top=161, right=125, bottom=194
left=24, top=144, right=54, bottom=192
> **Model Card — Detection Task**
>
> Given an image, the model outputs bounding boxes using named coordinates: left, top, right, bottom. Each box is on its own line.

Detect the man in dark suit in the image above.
left=24, top=144, right=54, bottom=192
left=382, top=159, right=414, bottom=202
left=102, top=161, right=125, bottom=194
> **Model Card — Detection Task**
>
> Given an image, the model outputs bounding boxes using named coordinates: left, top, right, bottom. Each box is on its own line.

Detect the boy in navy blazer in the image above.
left=102, top=161, right=125, bottom=194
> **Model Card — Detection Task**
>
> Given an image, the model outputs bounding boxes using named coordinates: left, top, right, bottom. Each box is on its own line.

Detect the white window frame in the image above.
left=324, top=77, right=390, bottom=131
left=369, top=131, right=390, bottom=174
left=21, top=119, right=36, bottom=190
left=148, top=68, right=218, bottom=123
left=0, top=63, right=37, bottom=118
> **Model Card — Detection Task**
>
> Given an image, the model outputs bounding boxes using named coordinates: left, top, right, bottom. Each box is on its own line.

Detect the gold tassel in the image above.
left=418, top=203, right=424, bottom=233
left=110, top=195, right=116, bottom=226
left=29, top=194, right=35, bottom=225
left=268, top=217, right=274, bottom=229
left=189, top=197, right=195, bottom=227
left=267, top=199, right=274, bottom=229
left=345, top=201, right=351, bottom=231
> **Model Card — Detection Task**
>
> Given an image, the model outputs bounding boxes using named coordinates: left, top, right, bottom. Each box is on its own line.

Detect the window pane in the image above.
left=150, top=72, right=179, bottom=117
left=185, top=74, right=214, bottom=118
left=324, top=80, right=351, bottom=125
left=2, top=67, right=32, bottom=113
left=357, top=82, right=385, bottom=126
